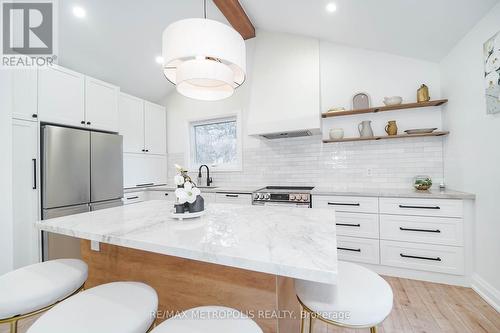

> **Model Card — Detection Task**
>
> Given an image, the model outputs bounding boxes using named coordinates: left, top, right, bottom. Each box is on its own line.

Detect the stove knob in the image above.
left=264, top=193, right=270, bottom=200
left=289, top=194, right=295, bottom=200
left=254, top=193, right=260, bottom=200
left=258, top=193, right=264, bottom=199
left=301, top=194, right=308, bottom=201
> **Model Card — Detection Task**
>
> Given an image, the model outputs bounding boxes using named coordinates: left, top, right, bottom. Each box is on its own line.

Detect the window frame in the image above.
left=187, top=113, right=243, bottom=172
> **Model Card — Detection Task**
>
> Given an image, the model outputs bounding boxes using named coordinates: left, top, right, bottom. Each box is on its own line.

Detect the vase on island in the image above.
left=173, top=164, right=204, bottom=213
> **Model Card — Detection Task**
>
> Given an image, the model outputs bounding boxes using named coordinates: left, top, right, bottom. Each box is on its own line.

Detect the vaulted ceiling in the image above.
left=58, top=0, right=499, bottom=103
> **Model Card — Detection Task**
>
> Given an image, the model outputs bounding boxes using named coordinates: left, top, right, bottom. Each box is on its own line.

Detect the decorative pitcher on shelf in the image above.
left=385, top=120, right=398, bottom=136
left=358, top=120, right=374, bottom=138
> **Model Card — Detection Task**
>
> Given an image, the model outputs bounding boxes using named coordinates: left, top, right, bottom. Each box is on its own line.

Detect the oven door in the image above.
left=262, top=202, right=310, bottom=208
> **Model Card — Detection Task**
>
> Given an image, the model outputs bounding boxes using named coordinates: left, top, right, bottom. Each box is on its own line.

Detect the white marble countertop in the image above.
left=37, top=201, right=338, bottom=284
left=311, top=187, right=475, bottom=199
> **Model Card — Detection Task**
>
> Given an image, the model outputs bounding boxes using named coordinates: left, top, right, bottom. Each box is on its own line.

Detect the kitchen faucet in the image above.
left=198, top=165, right=213, bottom=187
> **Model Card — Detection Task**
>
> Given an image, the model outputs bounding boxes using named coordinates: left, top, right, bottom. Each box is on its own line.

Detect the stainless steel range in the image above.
left=252, top=186, right=314, bottom=208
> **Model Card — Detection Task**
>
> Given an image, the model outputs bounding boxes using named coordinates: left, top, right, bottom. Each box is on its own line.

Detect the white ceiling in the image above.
left=58, top=0, right=499, bottom=103
left=240, top=0, right=499, bottom=61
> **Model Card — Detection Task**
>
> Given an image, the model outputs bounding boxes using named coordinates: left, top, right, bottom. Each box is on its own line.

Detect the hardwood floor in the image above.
left=1, top=276, right=498, bottom=333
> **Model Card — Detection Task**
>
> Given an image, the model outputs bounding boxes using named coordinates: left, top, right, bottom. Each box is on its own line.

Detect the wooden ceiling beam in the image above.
left=213, top=0, right=255, bottom=40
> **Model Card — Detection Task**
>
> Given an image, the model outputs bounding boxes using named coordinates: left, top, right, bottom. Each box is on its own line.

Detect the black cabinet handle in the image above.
left=337, top=247, right=361, bottom=252
left=126, top=196, right=139, bottom=200
left=81, top=121, right=85, bottom=124
left=225, top=194, right=239, bottom=198
left=136, top=183, right=154, bottom=187
left=399, top=227, right=441, bottom=233
left=328, top=202, right=360, bottom=206
left=399, top=204, right=440, bottom=210
left=32, top=114, right=37, bottom=118
left=400, top=253, right=441, bottom=261
left=145, top=149, right=149, bottom=152
left=164, top=193, right=169, bottom=196
left=336, top=223, right=361, bottom=227
left=86, top=121, right=91, bottom=125
left=32, top=158, right=37, bottom=189
left=141, top=149, right=145, bottom=152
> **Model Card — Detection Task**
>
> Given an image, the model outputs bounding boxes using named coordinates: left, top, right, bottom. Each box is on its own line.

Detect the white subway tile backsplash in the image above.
left=169, top=135, right=444, bottom=189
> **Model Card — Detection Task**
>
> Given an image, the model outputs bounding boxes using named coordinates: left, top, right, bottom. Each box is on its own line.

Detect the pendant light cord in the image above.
left=203, top=0, right=207, bottom=19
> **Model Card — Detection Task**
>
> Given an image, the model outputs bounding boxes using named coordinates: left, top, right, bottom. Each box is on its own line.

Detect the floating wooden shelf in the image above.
left=322, top=99, right=448, bottom=118
left=322, top=131, right=450, bottom=143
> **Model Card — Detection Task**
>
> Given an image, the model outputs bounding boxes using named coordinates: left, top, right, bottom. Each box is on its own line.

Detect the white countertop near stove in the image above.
left=37, top=201, right=338, bottom=284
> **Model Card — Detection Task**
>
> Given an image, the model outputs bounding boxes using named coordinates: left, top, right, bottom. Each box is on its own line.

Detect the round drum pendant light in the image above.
left=162, top=1, right=246, bottom=101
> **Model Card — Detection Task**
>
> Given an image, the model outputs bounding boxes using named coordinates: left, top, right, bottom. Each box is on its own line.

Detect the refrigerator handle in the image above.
left=32, top=158, right=37, bottom=190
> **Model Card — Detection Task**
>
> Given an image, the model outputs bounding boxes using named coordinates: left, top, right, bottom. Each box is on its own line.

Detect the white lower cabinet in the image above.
left=215, top=193, right=252, bottom=205
left=380, top=214, right=463, bottom=246
left=380, top=240, right=464, bottom=275
left=335, top=212, right=379, bottom=238
left=123, top=191, right=146, bottom=205
left=12, top=119, right=40, bottom=268
left=336, top=236, right=380, bottom=265
left=123, top=153, right=167, bottom=188
left=147, top=190, right=175, bottom=201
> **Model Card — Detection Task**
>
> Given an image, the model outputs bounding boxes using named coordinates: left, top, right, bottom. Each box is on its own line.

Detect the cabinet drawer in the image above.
left=215, top=193, right=252, bottom=205
left=336, top=212, right=379, bottom=239
left=147, top=190, right=175, bottom=201
left=313, top=196, right=378, bottom=213
left=123, top=191, right=146, bottom=205
left=336, top=236, right=380, bottom=264
left=380, top=240, right=464, bottom=275
left=380, top=215, right=463, bottom=246
left=379, top=197, right=463, bottom=217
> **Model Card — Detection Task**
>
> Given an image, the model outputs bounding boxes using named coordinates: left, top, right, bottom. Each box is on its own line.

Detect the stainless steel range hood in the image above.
left=260, top=130, right=312, bottom=139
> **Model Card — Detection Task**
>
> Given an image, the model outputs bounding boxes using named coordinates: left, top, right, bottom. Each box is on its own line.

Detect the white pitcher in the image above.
left=358, top=120, right=374, bottom=137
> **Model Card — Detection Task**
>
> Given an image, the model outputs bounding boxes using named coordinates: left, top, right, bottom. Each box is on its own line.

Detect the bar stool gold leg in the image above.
left=300, top=311, right=305, bottom=333
left=370, top=326, right=377, bottom=333
left=309, top=314, right=313, bottom=333
left=10, top=319, right=18, bottom=333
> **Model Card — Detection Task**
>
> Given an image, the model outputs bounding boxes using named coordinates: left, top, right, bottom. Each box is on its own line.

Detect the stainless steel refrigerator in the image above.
left=41, top=125, right=124, bottom=260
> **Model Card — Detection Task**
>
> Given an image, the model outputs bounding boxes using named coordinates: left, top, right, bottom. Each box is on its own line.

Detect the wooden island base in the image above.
left=81, top=240, right=301, bottom=333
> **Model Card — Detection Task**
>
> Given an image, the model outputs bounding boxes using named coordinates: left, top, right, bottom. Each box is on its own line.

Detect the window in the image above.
left=189, top=116, right=241, bottom=171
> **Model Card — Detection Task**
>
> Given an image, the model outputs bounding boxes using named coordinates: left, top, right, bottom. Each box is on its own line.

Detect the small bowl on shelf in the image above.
left=329, top=128, right=344, bottom=140
left=383, top=96, right=403, bottom=106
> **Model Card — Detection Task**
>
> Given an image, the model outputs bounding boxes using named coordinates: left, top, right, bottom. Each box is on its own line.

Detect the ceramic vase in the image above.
left=358, top=121, right=374, bottom=137
left=188, top=196, right=204, bottom=213
left=385, top=120, right=398, bottom=136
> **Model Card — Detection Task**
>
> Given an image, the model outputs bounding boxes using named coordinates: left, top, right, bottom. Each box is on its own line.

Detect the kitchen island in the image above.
left=37, top=201, right=337, bottom=333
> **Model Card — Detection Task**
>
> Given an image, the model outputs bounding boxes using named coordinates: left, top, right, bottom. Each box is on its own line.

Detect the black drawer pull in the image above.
left=164, top=193, right=169, bottom=196
left=400, top=253, right=441, bottom=261
left=328, top=202, right=360, bottom=206
left=337, top=247, right=361, bottom=252
left=126, top=196, right=139, bottom=200
left=399, top=227, right=441, bottom=233
left=225, top=194, right=239, bottom=198
left=32, top=114, right=38, bottom=118
left=399, top=204, right=440, bottom=210
left=136, top=183, right=154, bottom=187
left=336, top=223, right=361, bottom=227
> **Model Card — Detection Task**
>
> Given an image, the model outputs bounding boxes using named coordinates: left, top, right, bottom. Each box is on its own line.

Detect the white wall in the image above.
left=162, top=31, right=444, bottom=188
left=440, top=3, right=500, bottom=309
left=320, top=43, right=442, bottom=139
left=0, top=70, right=14, bottom=274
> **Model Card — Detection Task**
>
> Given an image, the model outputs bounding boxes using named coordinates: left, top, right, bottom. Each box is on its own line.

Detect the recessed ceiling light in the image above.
left=325, top=3, right=337, bottom=13
left=155, top=56, right=164, bottom=65
left=72, top=6, right=86, bottom=18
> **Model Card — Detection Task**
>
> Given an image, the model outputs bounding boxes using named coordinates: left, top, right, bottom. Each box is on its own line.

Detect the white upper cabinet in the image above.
left=144, top=101, right=166, bottom=155
left=123, top=153, right=167, bottom=188
left=12, top=68, right=38, bottom=121
left=119, top=94, right=166, bottom=155
left=119, top=93, right=145, bottom=153
left=85, top=76, right=119, bottom=132
left=247, top=30, right=321, bottom=136
left=38, top=65, right=85, bottom=127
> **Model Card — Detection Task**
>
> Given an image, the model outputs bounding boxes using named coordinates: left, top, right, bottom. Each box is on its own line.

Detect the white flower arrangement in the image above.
left=173, top=164, right=201, bottom=204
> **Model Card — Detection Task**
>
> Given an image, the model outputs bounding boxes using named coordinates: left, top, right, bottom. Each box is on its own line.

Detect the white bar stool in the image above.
left=26, top=281, right=158, bottom=333
left=295, top=261, right=393, bottom=333
left=0, top=259, right=88, bottom=333
left=150, top=306, right=263, bottom=333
